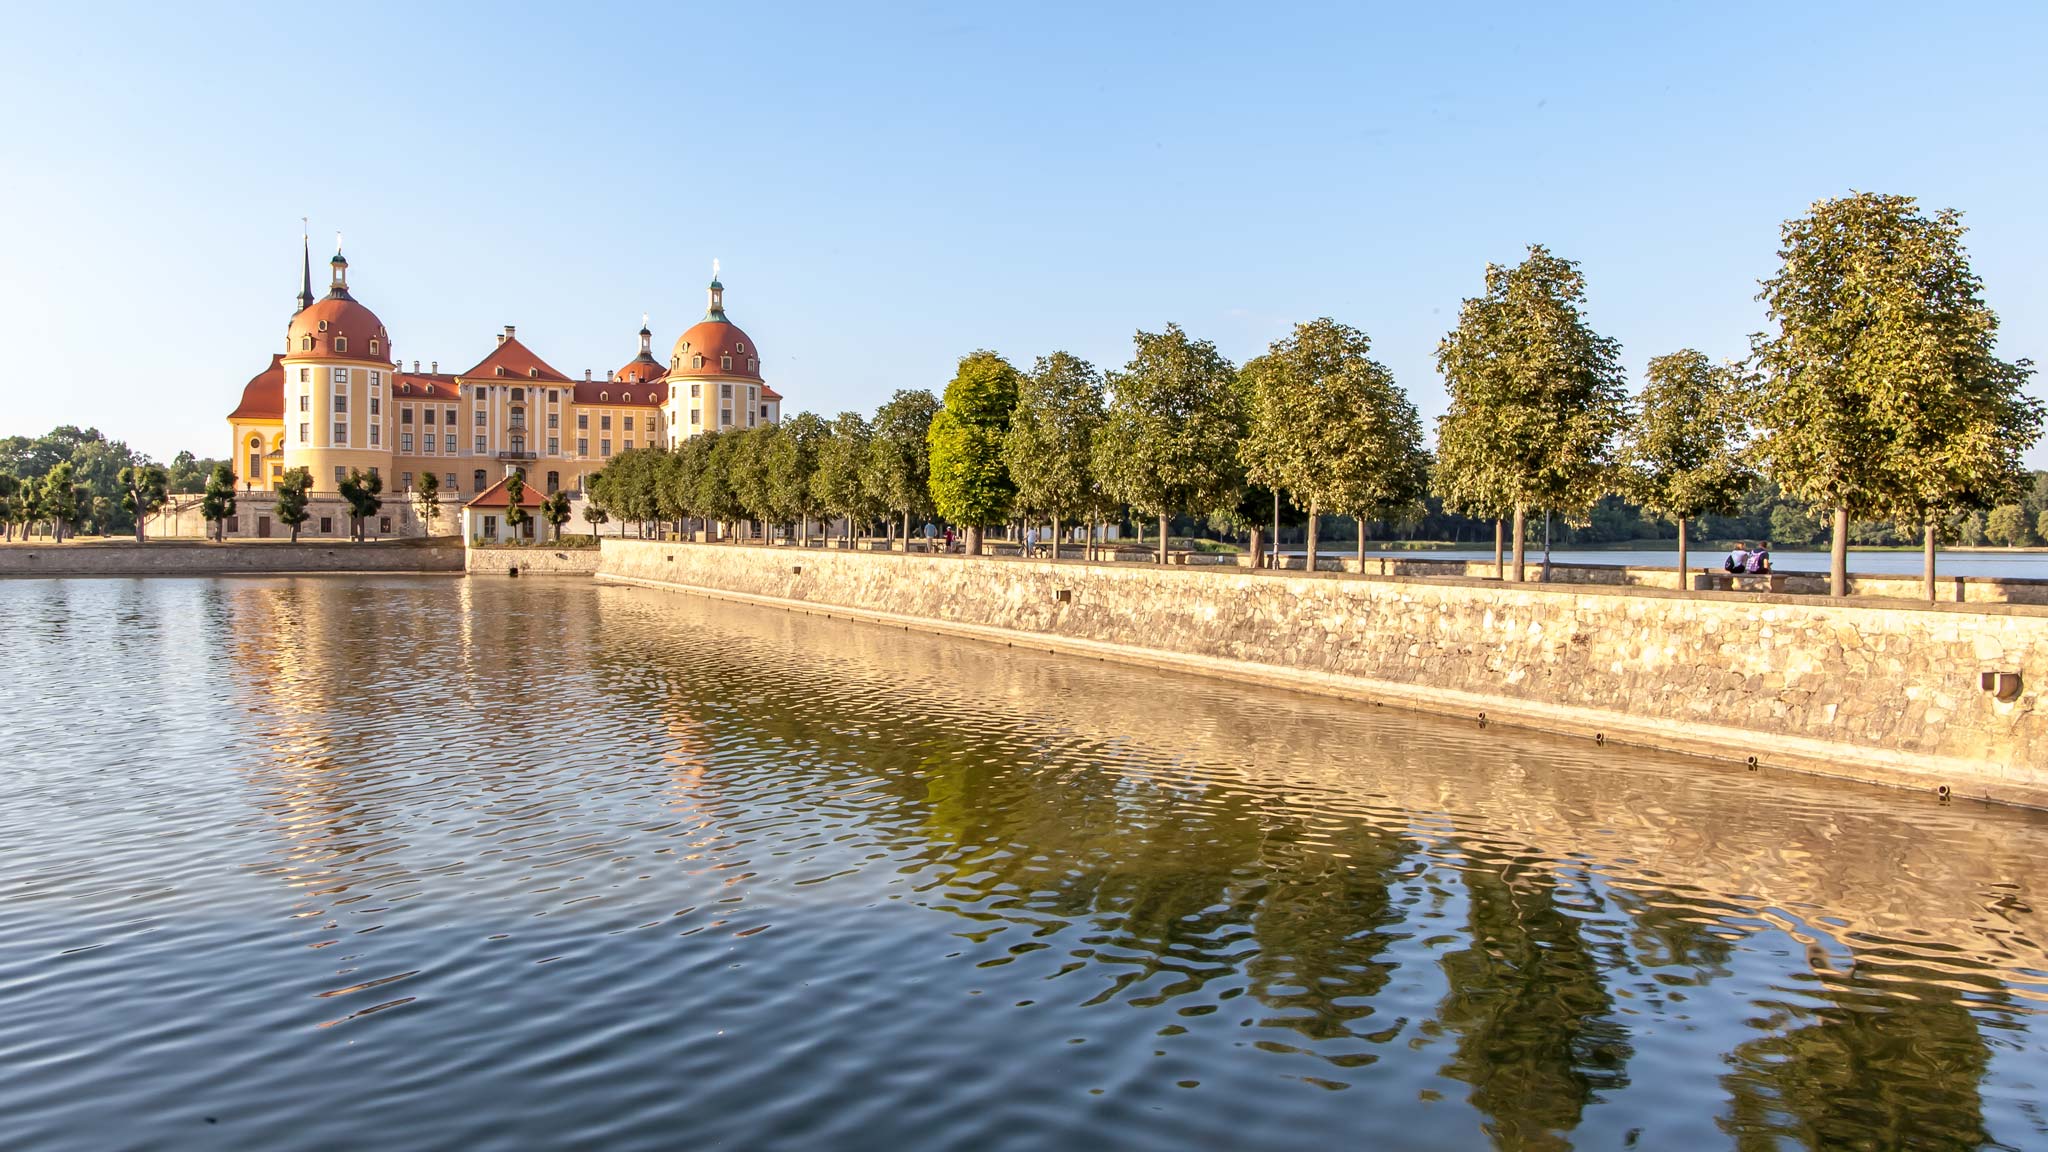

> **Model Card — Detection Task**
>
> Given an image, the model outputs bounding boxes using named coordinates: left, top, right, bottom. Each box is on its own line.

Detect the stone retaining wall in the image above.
left=465, top=546, right=600, bottom=574
left=0, top=540, right=464, bottom=576
left=599, top=540, right=2048, bottom=808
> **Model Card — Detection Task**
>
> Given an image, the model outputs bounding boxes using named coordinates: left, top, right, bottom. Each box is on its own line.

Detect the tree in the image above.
left=769, top=412, right=828, bottom=543
left=1004, top=351, right=1105, bottom=560
left=1241, top=319, right=1427, bottom=570
left=811, top=411, right=875, bottom=547
left=1093, top=325, right=1243, bottom=564
left=928, top=351, right=1021, bottom=554
left=117, top=463, right=170, bottom=542
left=1984, top=504, right=2029, bottom=548
left=274, top=467, right=313, bottom=542
left=0, top=473, right=18, bottom=541
left=502, top=469, right=531, bottom=540
left=1435, top=245, right=1630, bottom=581
left=581, top=471, right=612, bottom=539
left=699, top=433, right=747, bottom=538
left=1619, top=350, right=1756, bottom=581
left=1768, top=502, right=1821, bottom=547
left=726, top=428, right=779, bottom=539
left=542, top=489, right=572, bottom=542
left=198, top=464, right=236, bottom=543
left=41, top=463, right=80, bottom=542
left=865, top=389, right=941, bottom=550
left=411, top=471, right=443, bottom=535
left=336, top=468, right=382, bottom=542
left=1751, top=192, right=2043, bottom=597
left=167, top=451, right=225, bottom=494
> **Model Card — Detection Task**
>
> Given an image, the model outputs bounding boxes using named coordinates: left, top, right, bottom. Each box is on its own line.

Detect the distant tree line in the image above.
left=0, top=426, right=226, bottom=541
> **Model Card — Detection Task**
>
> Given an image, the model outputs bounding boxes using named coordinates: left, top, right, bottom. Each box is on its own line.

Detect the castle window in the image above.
left=529, top=368, right=539, bottom=378
left=547, top=412, right=558, bottom=429
left=318, top=320, right=328, bottom=331
left=693, top=355, right=703, bottom=369
left=446, top=473, right=457, bottom=491
left=369, top=397, right=380, bottom=416
left=402, top=383, right=412, bottom=394
left=334, top=422, right=348, bottom=445
left=475, top=435, right=487, bottom=453
left=721, top=355, right=732, bottom=371
left=333, top=393, right=347, bottom=413
left=623, top=393, right=633, bottom=403
left=511, top=388, right=525, bottom=401
left=736, top=341, right=744, bottom=353
left=474, top=470, right=486, bottom=491
left=401, top=433, right=414, bottom=453
left=299, top=368, right=309, bottom=382
left=332, top=367, right=348, bottom=384
left=748, top=358, right=756, bottom=372
left=600, top=415, right=611, bottom=431
left=369, top=424, right=380, bottom=446
left=599, top=392, right=608, bottom=402
left=370, top=371, right=381, bottom=388
left=299, top=395, right=309, bottom=412
left=301, top=336, right=313, bottom=351
left=299, top=422, right=309, bottom=443
left=689, top=410, right=700, bottom=425
left=495, top=367, right=506, bottom=376
left=475, top=411, right=485, bottom=427
left=401, top=472, right=411, bottom=490
left=369, top=339, right=379, bottom=355
left=623, top=416, right=635, bottom=431
left=577, top=414, right=588, bottom=430
left=600, top=439, right=611, bottom=457
left=690, top=383, right=700, bottom=398
left=578, top=437, right=588, bottom=455
left=720, top=384, right=732, bottom=399
left=334, top=337, right=348, bottom=352
left=547, top=390, right=558, bottom=403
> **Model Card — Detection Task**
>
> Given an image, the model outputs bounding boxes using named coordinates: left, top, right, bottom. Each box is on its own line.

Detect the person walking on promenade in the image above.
left=943, top=527, right=955, bottom=554
left=923, top=522, right=937, bottom=552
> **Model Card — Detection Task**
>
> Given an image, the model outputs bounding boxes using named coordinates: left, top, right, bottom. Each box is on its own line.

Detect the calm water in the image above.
left=3, top=575, right=2046, bottom=1151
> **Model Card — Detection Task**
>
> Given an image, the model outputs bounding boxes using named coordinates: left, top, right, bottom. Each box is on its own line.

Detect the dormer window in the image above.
left=369, top=339, right=379, bottom=355
left=693, top=355, right=704, bottom=369
left=600, top=391, right=609, bottom=401
left=402, top=383, right=412, bottom=394
left=736, top=342, right=744, bottom=353
left=495, top=367, right=507, bottom=376
left=748, top=358, right=757, bottom=372
left=318, top=320, right=329, bottom=331
left=300, top=336, right=313, bottom=351
left=721, top=355, right=732, bottom=371
left=528, top=368, right=539, bottom=378
left=334, top=336, right=348, bottom=352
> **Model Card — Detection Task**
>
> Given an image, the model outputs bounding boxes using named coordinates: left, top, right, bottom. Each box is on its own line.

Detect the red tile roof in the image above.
left=463, top=473, right=549, bottom=509
left=228, top=354, right=285, bottom=420
left=667, top=319, right=762, bottom=381
left=287, top=297, right=392, bottom=366
left=393, top=373, right=460, bottom=400
left=760, top=384, right=782, bottom=401
left=571, top=380, right=665, bottom=406
left=459, top=333, right=572, bottom=383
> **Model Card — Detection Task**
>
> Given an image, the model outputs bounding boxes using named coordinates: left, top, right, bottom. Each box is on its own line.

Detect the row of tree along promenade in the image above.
left=6, top=192, right=2039, bottom=601
left=574, top=192, right=2040, bottom=602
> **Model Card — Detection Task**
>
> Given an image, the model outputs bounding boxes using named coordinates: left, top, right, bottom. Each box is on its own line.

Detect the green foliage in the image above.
left=769, top=411, right=829, bottom=528
left=274, top=467, right=313, bottom=541
left=1094, top=325, right=1243, bottom=547
left=1621, top=350, right=1756, bottom=522
left=541, top=489, right=573, bottom=540
left=865, top=389, right=941, bottom=525
left=199, top=463, right=237, bottom=542
left=503, top=470, right=531, bottom=535
left=812, top=411, right=878, bottom=530
left=725, top=428, right=778, bottom=527
left=581, top=470, right=612, bottom=534
left=42, top=462, right=81, bottom=540
left=697, top=434, right=745, bottom=526
left=336, top=468, right=381, bottom=541
left=928, top=351, right=1021, bottom=529
left=1751, top=192, right=2043, bottom=524
left=411, top=471, right=443, bottom=534
left=1985, top=504, right=2031, bottom=547
left=167, top=451, right=226, bottom=494
left=1434, top=245, right=1629, bottom=523
left=1004, top=351, right=1105, bottom=523
left=117, top=463, right=170, bottom=540
left=1241, top=319, right=1428, bottom=525
left=1768, top=502, right=1822, bottom=546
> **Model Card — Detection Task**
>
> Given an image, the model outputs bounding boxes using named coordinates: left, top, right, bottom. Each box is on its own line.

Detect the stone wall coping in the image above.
left=602, top=539, right=2048, bottom=620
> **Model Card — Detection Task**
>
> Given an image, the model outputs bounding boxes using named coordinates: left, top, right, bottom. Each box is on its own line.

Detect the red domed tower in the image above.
left=280, top=235, right=397, bottom=491
left=665, top=265, right=775, bottom=438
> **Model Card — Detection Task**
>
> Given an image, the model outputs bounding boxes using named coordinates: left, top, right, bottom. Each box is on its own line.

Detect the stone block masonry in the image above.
left=599, top=539, right=2048, bottom=809
left=0, top=539, right=463, bottom=576
left=465, top=545, right=601, bottom=575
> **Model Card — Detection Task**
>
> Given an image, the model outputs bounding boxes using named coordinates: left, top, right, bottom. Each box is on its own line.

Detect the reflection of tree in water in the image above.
left=1720, top=966, right=1994, bottom=1152
left=1434, top=855, right=1632, bottom=1152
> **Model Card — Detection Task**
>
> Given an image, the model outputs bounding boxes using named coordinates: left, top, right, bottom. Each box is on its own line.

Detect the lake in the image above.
left=2, top=575, right=2043, bottom=1150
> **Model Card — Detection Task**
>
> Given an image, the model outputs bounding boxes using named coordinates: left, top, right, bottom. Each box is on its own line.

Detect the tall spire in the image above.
left=638, top=313, right=653, bottom=356
left=706, top=261, right=727, bottom=322
left=327, top=232, right=352, bottom=300
left=295, top=221, right=314, bottom=314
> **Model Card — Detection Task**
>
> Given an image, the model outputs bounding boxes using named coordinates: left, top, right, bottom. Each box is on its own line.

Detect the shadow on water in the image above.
left=0, top=574, right=2042, bottom=1150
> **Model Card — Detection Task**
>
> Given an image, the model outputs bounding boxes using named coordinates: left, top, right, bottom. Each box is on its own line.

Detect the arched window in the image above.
left=692, top=355, right=704, bottom=369
left=721, top=355, right=732, bottom=371
left=369, top=339, right=379, bottom=355
left=495, top=367, right=506, bottom=376
left=600, top=391, right=608, bottom=402
left=301, top=336, right=313, bottom=351
left=529, top=368, right=539, bottom=378
left=334, top=336, right=347, bottom=352
left=623, top=393, right=633, bottom=403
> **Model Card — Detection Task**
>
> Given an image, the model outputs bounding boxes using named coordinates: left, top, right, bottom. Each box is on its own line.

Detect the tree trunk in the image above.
left=1923, top=519, right=1938, bottom=602
left=902, top=511, right=910, bottom=552
left=1676, top=517, right=1689, bottom=591
left=1494, top=518, right=1505, bottom=580
left=1051, top=515, right=1062, bottom=561
left=1157, top=512, right=1169, bottom=564
left=1271, top=490, right=1281, bottom=571
left=1247, top=524, right=1265, bottom=570
left=1511, top=504, right=1527, bottom=582
left=966, top=525, right=983, bottom=556
left=1305, top=503, right=1319, bottom=572
left=1830, top=507, right=1848, bottom=597
left=1356, top=515, right=1366, bottom=567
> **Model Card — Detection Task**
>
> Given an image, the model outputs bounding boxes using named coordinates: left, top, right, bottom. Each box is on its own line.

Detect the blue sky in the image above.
left=3, top=2, right=2044, bottom=465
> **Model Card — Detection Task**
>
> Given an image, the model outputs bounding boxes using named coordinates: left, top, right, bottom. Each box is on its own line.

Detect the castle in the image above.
left=214, top=238, right=780, bottom=538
